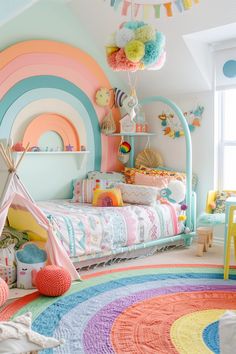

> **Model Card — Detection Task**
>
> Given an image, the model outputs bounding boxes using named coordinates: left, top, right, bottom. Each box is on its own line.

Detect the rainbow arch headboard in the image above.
left=0, top=40, right=122, bottom=200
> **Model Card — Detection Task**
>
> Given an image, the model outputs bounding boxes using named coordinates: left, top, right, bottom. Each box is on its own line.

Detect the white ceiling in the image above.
left=1, top=0, right=236, bottom=97
left=68, top=0, right=236, bottom=97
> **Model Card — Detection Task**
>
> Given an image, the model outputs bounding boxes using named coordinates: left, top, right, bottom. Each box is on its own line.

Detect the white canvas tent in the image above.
left=0, top=143, right=79, bottom=281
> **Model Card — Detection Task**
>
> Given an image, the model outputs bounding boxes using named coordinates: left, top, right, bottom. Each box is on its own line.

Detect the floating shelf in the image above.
left=12, top=151, right=89, bottom=155
left=107, top=132, right=157, bottom=168
left=107, top=133, right=156, bottom=137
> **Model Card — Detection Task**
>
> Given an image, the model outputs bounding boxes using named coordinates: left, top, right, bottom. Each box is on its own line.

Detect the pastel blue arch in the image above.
left=0, top=76, right=101, bottom=170
left=0, top=88, right=95, bottom=172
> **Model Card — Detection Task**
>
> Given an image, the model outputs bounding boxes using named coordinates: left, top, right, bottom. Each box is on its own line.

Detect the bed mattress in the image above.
left=37, top=200, right=183, bottom=263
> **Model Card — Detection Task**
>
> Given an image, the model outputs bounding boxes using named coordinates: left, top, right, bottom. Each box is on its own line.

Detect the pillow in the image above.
left=117, top=183, right=160, bottom=205
left=92, top=188, right=123, bottom=207
left=213, top=191, right=236, bottom=214
left=72, top=178, right=117, bottom=203
left=134, top=172, right=169, bottom=188
left=87, top=171, right=125, bottom=182
left=0, top=312, right=64, bottom=353
left=16, top=244, right=47, bottom=289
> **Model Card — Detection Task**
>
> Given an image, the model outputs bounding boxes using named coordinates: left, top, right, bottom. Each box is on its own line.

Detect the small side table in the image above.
left=196, top=227, right=213, bottom=256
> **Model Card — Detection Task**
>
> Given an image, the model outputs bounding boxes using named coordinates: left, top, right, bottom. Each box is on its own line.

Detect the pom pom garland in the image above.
left=106, top=20, right=166, bottom=72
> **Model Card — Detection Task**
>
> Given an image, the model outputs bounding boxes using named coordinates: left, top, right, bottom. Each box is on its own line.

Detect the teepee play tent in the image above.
left=0, top=143, right=79, bottom=281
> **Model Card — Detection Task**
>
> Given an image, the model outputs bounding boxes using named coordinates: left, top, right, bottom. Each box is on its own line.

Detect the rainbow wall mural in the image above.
left=0, top=40, right=122, bottom=171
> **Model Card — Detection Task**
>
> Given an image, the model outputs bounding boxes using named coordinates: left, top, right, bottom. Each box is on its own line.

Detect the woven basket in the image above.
left=135, top=148, right=163, bottom=169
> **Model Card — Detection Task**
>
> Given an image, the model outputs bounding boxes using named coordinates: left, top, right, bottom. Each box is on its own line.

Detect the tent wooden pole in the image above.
left=15, top=143, right=30, bottom=171
left=0, top=144, right=13, bottom=170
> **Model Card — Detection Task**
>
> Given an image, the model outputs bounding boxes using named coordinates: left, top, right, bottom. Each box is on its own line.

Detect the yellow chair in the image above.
left=224, top=205, right=236, bottom=280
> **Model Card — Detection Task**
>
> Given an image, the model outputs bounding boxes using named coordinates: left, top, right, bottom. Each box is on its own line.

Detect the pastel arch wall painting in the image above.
left=0, top=40, right=123, bottom=172
left=22, top=113, right=80, bottom=151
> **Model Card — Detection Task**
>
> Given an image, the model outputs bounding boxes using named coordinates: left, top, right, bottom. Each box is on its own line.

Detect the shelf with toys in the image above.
left=107, top=132, right=157, bottom=168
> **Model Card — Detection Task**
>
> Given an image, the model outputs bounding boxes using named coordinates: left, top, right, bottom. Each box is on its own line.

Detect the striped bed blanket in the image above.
left=38, top=200, right=184, bottom=263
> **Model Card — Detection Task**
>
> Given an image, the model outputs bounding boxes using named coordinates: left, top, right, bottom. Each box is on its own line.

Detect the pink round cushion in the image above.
left=35, top=265, right=72, bottom=297
left=0, top=278, right=9, bottom=306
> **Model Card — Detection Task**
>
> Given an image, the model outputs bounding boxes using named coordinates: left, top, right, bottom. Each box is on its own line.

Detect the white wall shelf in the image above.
left=107, top=133, right=156, bottom=137
left=13, top=151, right=89, bottom=155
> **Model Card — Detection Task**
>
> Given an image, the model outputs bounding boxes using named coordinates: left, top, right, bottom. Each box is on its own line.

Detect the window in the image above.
left=218, top=89, right=236, bottom=189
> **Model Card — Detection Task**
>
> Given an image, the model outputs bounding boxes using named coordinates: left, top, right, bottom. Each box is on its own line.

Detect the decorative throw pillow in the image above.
left=0, top=312, right=64, bottom=353
left=117, top=183, right=160, bottom=205
left=87, top=171, right=125, bottom=182
left=16, top=244, right=47, bottom=289
left=92, top=188, right=123, bottom=207
left=72, top=178, right=117, bottom=203
left=213, top=191, right=236, bottom=214
left=134, top=172, right=169, bottom=188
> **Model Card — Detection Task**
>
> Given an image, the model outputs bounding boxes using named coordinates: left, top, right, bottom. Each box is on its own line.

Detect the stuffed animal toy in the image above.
left=160, top=180, right=186, bottom=204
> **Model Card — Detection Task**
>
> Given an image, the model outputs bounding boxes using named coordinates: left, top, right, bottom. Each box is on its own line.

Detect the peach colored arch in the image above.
left=22, top=113, right=80, bottom=151
left=0, top=40, right=123, bottom=171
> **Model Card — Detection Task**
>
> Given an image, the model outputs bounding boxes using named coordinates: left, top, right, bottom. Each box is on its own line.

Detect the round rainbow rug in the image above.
left=1, top=264, right=236, bottom=354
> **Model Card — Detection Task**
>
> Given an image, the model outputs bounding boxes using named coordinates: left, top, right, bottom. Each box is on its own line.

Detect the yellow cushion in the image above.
left=92, top=188, right=123, bottom=207
left=7, top=208, right=47, bottom=241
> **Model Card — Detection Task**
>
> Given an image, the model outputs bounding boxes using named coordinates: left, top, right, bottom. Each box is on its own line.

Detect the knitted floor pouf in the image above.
left=35, top=265, right=72, bottom=297
left=0, top=278, right=9, bottom=307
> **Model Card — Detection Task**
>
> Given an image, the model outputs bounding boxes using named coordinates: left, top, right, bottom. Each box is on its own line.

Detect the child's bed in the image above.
left=38, top=199, right=185, bottom=268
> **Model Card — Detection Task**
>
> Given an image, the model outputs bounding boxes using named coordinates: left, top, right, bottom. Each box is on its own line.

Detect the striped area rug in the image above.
left=1, top=264, right=236, bottom=353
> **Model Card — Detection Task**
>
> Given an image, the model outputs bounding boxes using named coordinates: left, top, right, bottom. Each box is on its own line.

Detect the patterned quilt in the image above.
left=38, top=200, right=183, bottom=262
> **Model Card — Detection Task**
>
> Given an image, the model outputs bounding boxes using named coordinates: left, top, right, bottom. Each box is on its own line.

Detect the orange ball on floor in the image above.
left=35, top=265, right=72, bottom=297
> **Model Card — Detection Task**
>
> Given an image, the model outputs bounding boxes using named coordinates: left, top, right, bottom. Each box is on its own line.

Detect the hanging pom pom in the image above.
left=115, top=27, right=135, bottom=48
left=124, top=21, right=145, bottom=30
left=124, top=40, right=145, bottom=63
left=105, top=21, right=166, bottom=72
left=135, top=25, right=156, bottom=43
left=142, top=40, right=161, bottom=66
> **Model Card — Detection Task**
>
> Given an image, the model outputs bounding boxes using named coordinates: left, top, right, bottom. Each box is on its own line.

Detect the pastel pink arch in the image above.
left=0, top=40, right=123, bottom=171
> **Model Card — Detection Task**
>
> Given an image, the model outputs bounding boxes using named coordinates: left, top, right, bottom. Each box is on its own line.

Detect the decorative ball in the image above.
left=35, top=265, right=72, bottom=297
left=106, top=20, right=166, bottom=72
left=0, top=278, right=9, bottom=306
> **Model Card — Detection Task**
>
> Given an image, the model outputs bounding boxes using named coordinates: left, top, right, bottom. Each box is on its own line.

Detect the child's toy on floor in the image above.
left=35, top=265, right=72, bottom=297
left=196, top=226, right=213, bottom=256
left=0, top=278, right=9, bottom=307
left=0, top=312, right=64, bottom=353
left=16, top=243, right=47, bottom=289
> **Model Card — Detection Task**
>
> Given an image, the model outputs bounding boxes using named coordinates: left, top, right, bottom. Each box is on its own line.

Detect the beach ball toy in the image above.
left=106, top=21, right=166, bottom=72
left=0, top=278, right=9, bottom=306
left=119, top=141, right=131, bottom=154
left=35, top=265, right=72, bottom=297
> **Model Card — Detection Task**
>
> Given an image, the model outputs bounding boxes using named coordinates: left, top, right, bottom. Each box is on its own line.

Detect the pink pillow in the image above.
left=134, top=172, right=169, bottom=188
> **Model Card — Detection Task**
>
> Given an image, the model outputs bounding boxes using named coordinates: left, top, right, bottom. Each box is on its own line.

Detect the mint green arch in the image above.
left=140, top=96, right=193, bottom=231
left=0, top=88, right=95, bottom=172
left=0, top=76, right=101, bottom=170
